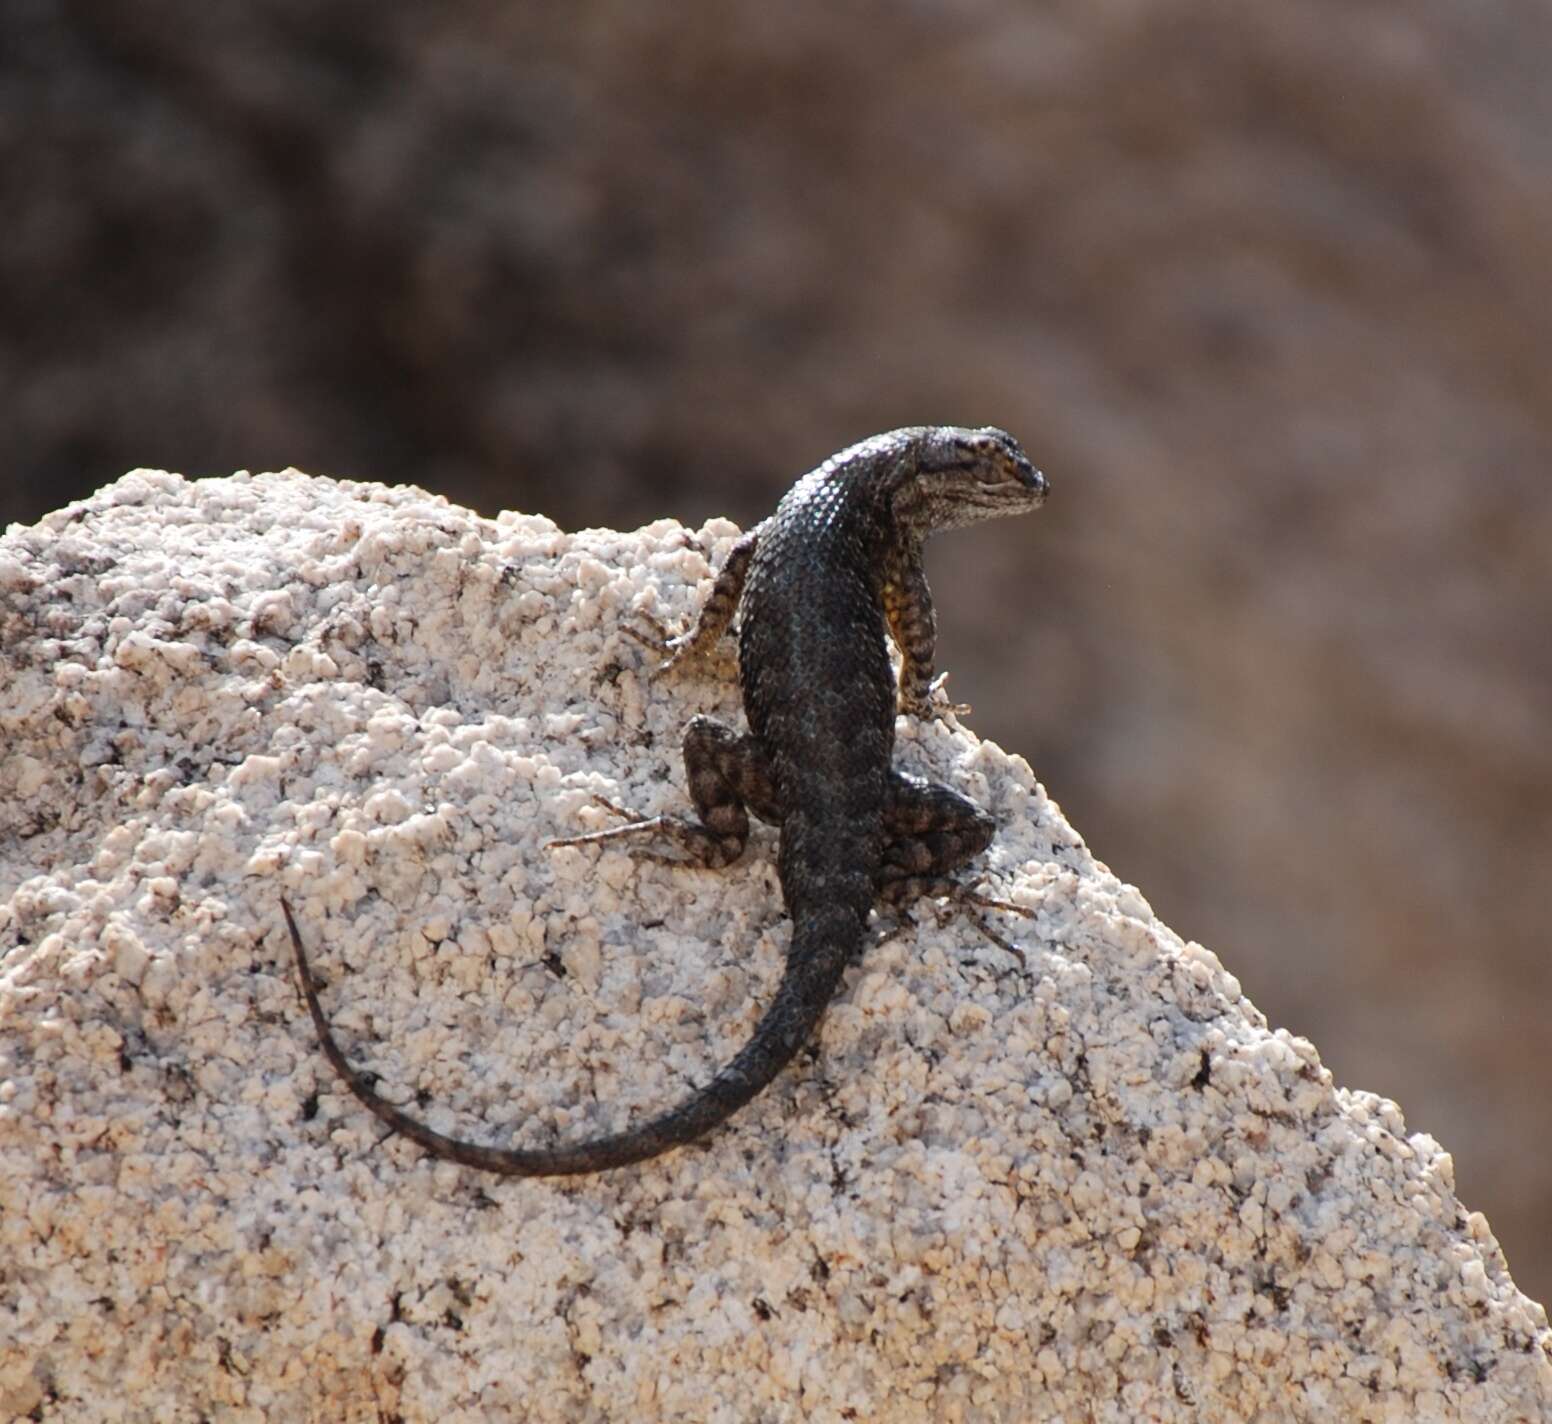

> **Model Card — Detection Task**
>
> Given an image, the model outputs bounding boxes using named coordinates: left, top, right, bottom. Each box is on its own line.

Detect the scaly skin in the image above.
left=284, top=425, right=1048, bottom=1174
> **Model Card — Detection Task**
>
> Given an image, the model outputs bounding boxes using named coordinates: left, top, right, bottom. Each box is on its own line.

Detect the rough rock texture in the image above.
left=1, top=472, right=1547, bottom=1422
left=8, top=4, right=1552, bottom=1304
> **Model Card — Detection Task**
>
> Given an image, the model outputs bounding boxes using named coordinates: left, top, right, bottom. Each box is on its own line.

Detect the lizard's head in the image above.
left=894, top=426, right=1049, bottom=532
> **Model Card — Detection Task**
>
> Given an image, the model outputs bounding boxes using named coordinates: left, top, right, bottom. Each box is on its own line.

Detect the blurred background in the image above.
left=4, top=4, right=1549, bottom=1299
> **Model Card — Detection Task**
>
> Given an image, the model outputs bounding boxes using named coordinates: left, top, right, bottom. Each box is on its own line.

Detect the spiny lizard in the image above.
left=283, top=425, right=1048, bottom=1174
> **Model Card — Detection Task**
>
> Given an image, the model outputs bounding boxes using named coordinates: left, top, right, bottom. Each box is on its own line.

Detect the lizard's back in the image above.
left=738, top=461, right=896, bottom=939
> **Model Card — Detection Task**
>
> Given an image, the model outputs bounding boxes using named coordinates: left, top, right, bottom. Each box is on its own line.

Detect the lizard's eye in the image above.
left=965, top=439, right=1020, bottom=483
left=923, top=436, right=995, bottom=475
left=972, top=448, right=1011, bottom=482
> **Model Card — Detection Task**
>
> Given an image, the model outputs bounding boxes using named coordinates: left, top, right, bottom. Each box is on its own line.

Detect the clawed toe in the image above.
left=901, top=671, right=972, bottom=721
left=620, top=612, right=675, bottom=658
left=953, top=884, right=1037, bottom=919
left=960, top=911, right=1026, bottom=966
left=943, top=880, right=1035, bottom=967
left=544, top=794, right=661, bottom=848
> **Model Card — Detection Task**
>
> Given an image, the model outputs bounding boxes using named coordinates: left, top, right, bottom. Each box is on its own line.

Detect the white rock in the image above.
left=1, top=470, right=1547, bottom=1422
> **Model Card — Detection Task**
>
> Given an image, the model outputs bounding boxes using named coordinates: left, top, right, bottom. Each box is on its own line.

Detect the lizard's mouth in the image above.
left=1015, top=462, right=1049, bottom=502
left=985, top=458, right=1049, bottom=510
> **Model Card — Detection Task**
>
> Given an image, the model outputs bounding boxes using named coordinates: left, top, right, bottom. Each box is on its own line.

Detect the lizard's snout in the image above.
left=1017, top=459, right=1049, bottom=502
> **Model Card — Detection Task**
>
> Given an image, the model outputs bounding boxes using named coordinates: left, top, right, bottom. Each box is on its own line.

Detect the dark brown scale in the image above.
left=284, top=426, right=1048, bottom=1175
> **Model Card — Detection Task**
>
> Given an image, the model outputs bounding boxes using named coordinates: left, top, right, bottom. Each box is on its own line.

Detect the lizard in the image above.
left=282, top=424, right=1048, bottom=1175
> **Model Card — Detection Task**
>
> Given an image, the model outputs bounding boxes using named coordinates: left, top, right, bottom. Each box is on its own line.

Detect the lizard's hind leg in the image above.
left=547, top=715, right=782, bottom=869
left=876, top=770, right=994, bottom=899
left=877, top=770, right=1033, bottom=964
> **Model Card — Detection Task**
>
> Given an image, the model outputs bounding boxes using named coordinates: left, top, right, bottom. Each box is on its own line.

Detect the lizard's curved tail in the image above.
left=282, top=892, right=867, bottom=1177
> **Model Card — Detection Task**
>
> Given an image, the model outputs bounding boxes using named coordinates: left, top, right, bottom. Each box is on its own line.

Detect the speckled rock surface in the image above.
left=2, top=470, right=1548, bottom=1423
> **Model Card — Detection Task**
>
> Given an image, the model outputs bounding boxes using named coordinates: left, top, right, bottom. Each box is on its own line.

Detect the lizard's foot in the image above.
left=542, top=793, right=664, bottom=846
left=546, top=794, right=743, bottom=868
left=900, top=671, right=972, bottom=722
left=619, top=611, right=683, bottom=668
left=619, top=611, right=711, bottom=675
left=935, top=879, right=1035, bottom=967
left=876, top=888, right=1021, bottom=968
left=877, top=869, right=1033, bottom=967
left=619, top=610, right=672, bottom=654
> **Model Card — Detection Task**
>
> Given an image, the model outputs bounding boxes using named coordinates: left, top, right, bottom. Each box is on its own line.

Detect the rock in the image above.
left=2, top=471, right=1547, bottom=1421
left=13, top=0, right=1552, bottom=1306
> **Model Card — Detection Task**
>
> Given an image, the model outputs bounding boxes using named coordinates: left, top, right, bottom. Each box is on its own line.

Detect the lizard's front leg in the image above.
left=624, top=525, right=763, bottom=672
left=882, top=552, right=970, bottom=719
left=558, top=528, right=771, bottom=861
